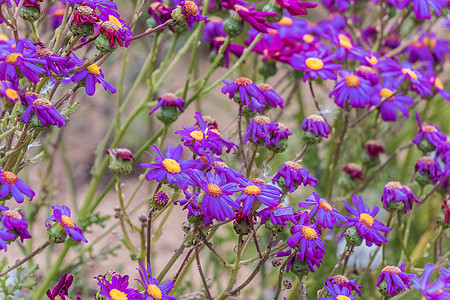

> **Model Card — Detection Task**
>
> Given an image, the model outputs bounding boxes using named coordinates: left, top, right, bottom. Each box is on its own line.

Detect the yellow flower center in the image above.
left=365, top=55, right=378, bottom=65
left=345, top=75, right=360, bottom=87
left=379, top=88, right=393, bottom=99
left=278, top=16, right=293, bottom=26
left=335, top=296, right=350, bottom=300
left=385, top=181, right=402, bottom=190
left=189, top=130, right=206, bottom=141
left=108, top=15, right=123, bottom=28
left=207, top=183, right=222, bottom=197
left=382, top=266, right=401, bottom=274
left=86, top=63, right=100, bottom=76
left=301, top=226, right=317, bottom=240
left=162, top=158, right=181, bottom=174
left=6, top=53, right=24, bottom=64
left=338, top=34, right=352, bottom=49
left=0, top=34, right=8, bottom=41
left=401, top=69, right=418, bottom=80
left=5, top=88, right=18, bottom=100
left=422, top=37, right=436, bottom=49
left=61, top=215, right=75, bottom=229
left=305, top=57, right=324, bottom=71
left=319, top=201, right=333, bottom=212
left=359, top=213, right=374, bottom=229
left=52, top=7, right=66, bottom=17
left=434, top=77, right=443, bottom=89
left=110, top=289, right=128, bottom=300
left=235, top=77, right=252, bottom=86
left=183, top=1, right=199, bottom=16
left=3, top=210, right=22, bottom=219
left=243, top=185, right=262, bottom=196
left=302, top=34, right=314, bottom=43
left=1, top=171, right=18, bottom=185
left=146, top=284, right=162, bottom=299
left=210, top=128, right=221, bottom=136
left=234, top=4, right=248, bottom=12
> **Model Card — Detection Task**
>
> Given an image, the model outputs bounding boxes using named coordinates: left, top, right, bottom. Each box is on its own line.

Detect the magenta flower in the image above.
left=399, top=0, right=446, bottom=20
left=376, top=262, right=413, bottom=297
left=0, top=168, right=35, bottom=203
left=318, top=281, right=357, bottom=300
left=46, top=273, right=80, bottom=300
left=233, top=4, right=277, bottom=33
left=148, top=93, right=185, bottom=115
left=411, top=263, right=450, bottom=299
left=290, top=49, right=341, bottom=82
left=189, top=169, right=241, bottom=223
left=414, top=156, right=444, bottom=184
left=298, top=192, right=347, bottom=229
left=325, top=275, right=362, bottom=297
left=302, top=114, right=330, bottom=138
left=21, top=95, right=66, bottom=128
left=365, top=140, right=385, bottom=160
left=342, top=163, right=364, bottom=181
left=329, top=70, right=373, bottom=108
left=179, top=1, right=207, bottom=30
left=0, top=207, right=32, bottom=242
left=49, top=6, right=66, bottom=29
left=272, top=161, right=318, bottom=193
left=136, top=262, right=176, bottom=300
left=275, top=0, right=317, bottom=16
left=45, top=205, right=87, bottom=243
left=342, top=195, right=391, bottom=247
left=140, top=144, right=196, bottom=190
left=97, top=274, right=142, bottom=300
left=243, top=115, right=278, bottom=145
left=221, top=77, right=263, bottom=108
left=70, top=3, right=99, bottom=29
left=148, top=1, right=174, bottom=27
left=236, top=178, right=281, bottom=215
left=0, top=228, right=14, bottom=251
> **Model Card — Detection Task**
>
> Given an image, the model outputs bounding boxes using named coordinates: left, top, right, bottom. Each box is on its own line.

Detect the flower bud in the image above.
left=222, top=15, right=244, bottom=38
left=262, top=1, right=283, bottom=23
left=272, top=258, right=283, bottom=267
left=345, top=227, right=363, bottom=246
left=258, top=59, right=278, bottom=79
left=233, top=218, right=251, bottom=235
left=152, top=191, right=169, bottom=210
left=171, top=6, right=187, bottom=26
left=290, top=258, right=310, bottom=278
left=107, top=148, right=135, bottom=176
left=95, top=32, right=116, bottom=53
left=20, top=6, right=41, bottom=22
left=417, top=137, right=435, bottom=154
left=70, top=22, right=95, bottom=37
left=377, top=281, right=397, bottom=298
left=283, top=279, right=292, bottom=289
left=47, top=223, right=67, bottom=243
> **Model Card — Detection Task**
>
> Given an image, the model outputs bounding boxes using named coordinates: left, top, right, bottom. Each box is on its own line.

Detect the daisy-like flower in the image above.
left=70, top=2, right=99, bottom=36
left=0, top=207, right=32, bottom=242
left=71, top=62, right=117, bottom=96
left=287, top=211, right=326, bottom=263
left=381, top=181, right=420, bottom=213
left=177, top=1, right=207, bottom=31
left=0, top=228, right=14, bottom=251
left=272, top=161, right=318, bottom=193
left=175, top=190, right=201, bottom=218
left=202, top=16, right=226, bottom=42
left=317, top=281, right=357, bottom=300
left=399, top=0, right=446, bottom=21
left=302, top=114, right=330, bottom=139
left=0, top=168, right=35, bottom=203
left=0, top=81, right=19, bottom=104
left=21, top=95, right=66, bottom=128
left=258, top=204, right=297, bottom=228
left=412, top=113, right=447, bottom=153
left=329, top=70, right=373, bottom=109
left=236, top=178, right=281, bottom=215
left=357, top=65, right=380, bottom=86
left=243, top=115, right=278, bottom=145
left=0, top=39, right=45, bottom=89
left=257, top=83, right=284, bottom=109
left=370, top=78, right=414, bottom=122
left=290, top=49, right=341, bottom=82
left=189, top=169, right=241, bottom=223
left=342, top=195, right=391, bottom=247
left=431, top=76, right=450, bottom=102
left=411, top=263, right=450, bottom=299
left=376, top=262, right=413, bottom=297
left=97, top=8, right=133, bottom=49
left=213, top=161, right=245, bottom=185
left=148, top=93, right=185, bottom=116
left=221, top=77, right=263, bottom=108
left=46, top=205, right=87, bottom=242
left=331, top=33, right=367, bottom=62
left=275, top=0, right=317, bottom=16
left=232, top=4, right=277, bottom=33
left=46, top=273, right=79, bottom=300
left=97, top=274, right=142, bottom=300
left=140, top=144, right=196, bottom=190
left=414, top=156, right=444, bottom=185
left=326, top=275, right=362, bottom=297
left=35, top=44, right=71, bottom=77
left=136, top=262, right=176, bottom=300
left=268, top=123, right=292, bottom=150
left=298, top=192, right=347, bottom=229
left=278, top=248, right=322, bottom=274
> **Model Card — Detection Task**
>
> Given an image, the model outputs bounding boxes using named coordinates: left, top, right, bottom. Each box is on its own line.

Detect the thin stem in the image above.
left=157, top=241, right=187, bottom=282
left=272, top=252, right=296, bottom=300
left=246, top=145, right=258, bottom=178
left=217, top=233, right=244, bottom=300
left=301, top=276, right=307, bottom=300
left=130, top=19, right=175, bottom=41
left=397, top=213, right=411, bottom=264
left=197, top=229, right=233, bottom=269
left=195, top=245, right=213, bottom=300
left=146, top=209, right=154, bottom=265
left=356, top=246, right=382, bottom=286
left=0, top=241, right=51, bottom=276
left=293, top=145, right=309, bottom=162
left=173, top=247, right=195, bottom=283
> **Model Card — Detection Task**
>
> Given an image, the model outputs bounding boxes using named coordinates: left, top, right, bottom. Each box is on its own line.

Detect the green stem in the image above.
left=397, top=213, right=411, bottom=264
left=246, top=145, right=258, bottom=178
left=0, top=241, right=50, bottom=276
left=217, top=233, right=244, bottom=300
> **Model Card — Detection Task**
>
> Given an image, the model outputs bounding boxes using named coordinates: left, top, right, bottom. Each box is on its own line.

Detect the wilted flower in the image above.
left=0, top=207, right=32, bottom=242
left=376, top=262, right=413, bottom=297
left=272, top=161, right=318, bottom=193
left=326, top=275, right=362, bottom=297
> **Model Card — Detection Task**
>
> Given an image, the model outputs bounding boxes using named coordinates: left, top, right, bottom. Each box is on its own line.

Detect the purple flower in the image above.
left=329, top=70, right=373, bottom=108
left=327, top=32, right=366, bottom=62
left=411, top=263, right=450, bottom=299
left=0, top=40, right=45, bottom=89
left=45, top=205, right=87, bottom=242
left=302, top=114, right=330, bottom=138
left=275, top=0, right=317, bottom=16
left=97, top=274, right=142, bottom=300
left=432, top=76, right=450, bottom=102
left=277, top=248, right=321, bottom=273
left=71, top=62, right=116, bottom=96
left=258, top=204, right=296, bottom=227
left=70, top=2, right=100, bottom=29
left=0, top=228, right=14, bottom=251
left=342, top=195, right=391, bottom=247
left=257, top=83, right=284, bottom=109
left=35, top=45, right=71, bottom=77
left=287, top=212, right=326, bottom=264
left=414, top=156, right=444, bottom=184
left=0, top=207, right=32, bottom=242
left=140, top=144, right=196, bottom=190
left=381, top=181, right=420, bottom=213
left=272, top=161, right=318, bottom=193
left=400, top=0, right=446, bottom=20
left=46, top=273, right=79, bottom=300
left=243, top=115, right=278, bottom=145
left=376, top=262, right=413, bottom=297
left=148, top=1, right=174, bottom=28
left=321, top=0, right=356, bottom=12
left=211, top=36, right=245, bottom=68
left=236, top=178, right=281, bottom=215
left=0, top=168, right=35, bottom=203
left=365, top=140, right=385, bottom=160
left=221, top=77, right=263, bottom=108
left=179, top=1, right=207, bottom=30
left=189, top=169, right=241, bottom=223
left=65, top=0, right=117, bottom=9
left=49, top=7, right=66, bottom=29
left=290, top=49, right=341, bottom=82
left=213, top=160, right=245, bottom=184
left=412, top=113, right=447, bottom=152
left=317, top=281, right=357, bottom=300
left=21, top=95, right=66, bottom=128
left=97, top=14, right=133, bottom=49
left=325, top=275, right=362, bottom=297
left=136, top=262, right=176, bottom=300
left=298, top=192, right=347, bottom=229
left=148, top=93, right=185, bottom=115
left=0, top=81, right=19, bottom=103
left=233, top=4, right=277, bottom=33
left=268, top=123, right=292, bottom=148
left=175, top=190, right=201, bottom=217
left=202, top=16, right=226, bottom=42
